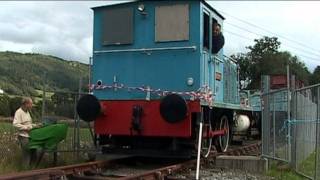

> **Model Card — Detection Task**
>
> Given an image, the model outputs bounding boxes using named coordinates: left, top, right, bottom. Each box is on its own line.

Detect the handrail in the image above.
left=223, top=55, right=238, bottom=64
left=212, top=55, right=224, bottom=63
left=94, top=46, right=197, bottom=54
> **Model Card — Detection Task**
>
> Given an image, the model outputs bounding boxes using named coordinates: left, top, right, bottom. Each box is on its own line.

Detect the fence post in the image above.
left=316, top=86, right=320, bottom=180
left=89, top=57, right=92, bottom=94
left=287, top=65, right=292, bottom=165
left=261, top=75, right=270, bottom=157
left=77, top=78, right=82, bottom=156
left=291, top=75, right=297, bottom=170
left=41, top=72, right=46, bottom=121
left=273, top=94, right=276, bottom=158
left=73, top=94, right=77, bottom=153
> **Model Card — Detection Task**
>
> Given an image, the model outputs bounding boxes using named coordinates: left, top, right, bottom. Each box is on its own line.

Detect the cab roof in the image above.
left=91, top=0, right=225, bottom=20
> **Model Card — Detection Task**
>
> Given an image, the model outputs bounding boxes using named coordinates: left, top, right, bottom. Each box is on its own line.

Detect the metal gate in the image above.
left=262, top=73, right=320, bottom=180
left=262, top=87, right=290, bottom=162
left=291, top=84, right=320, bottom=179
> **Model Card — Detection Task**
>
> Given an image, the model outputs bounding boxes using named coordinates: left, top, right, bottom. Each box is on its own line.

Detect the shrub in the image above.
left=0, top=95, right=10, bottom=116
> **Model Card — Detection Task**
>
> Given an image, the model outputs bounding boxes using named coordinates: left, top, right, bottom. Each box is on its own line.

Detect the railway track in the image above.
left=0, top=141, right=261, bottom=180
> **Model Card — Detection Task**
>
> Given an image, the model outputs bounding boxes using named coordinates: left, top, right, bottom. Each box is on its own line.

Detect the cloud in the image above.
left=0, top=1, right=108, bottom=63
left=0, top=40, right=33, bottom=53
left=210, top=1, right=320, bottom=71
left=0, top=1, right=319, bottom=69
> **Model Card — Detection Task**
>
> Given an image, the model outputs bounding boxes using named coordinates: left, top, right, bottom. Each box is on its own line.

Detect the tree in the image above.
left=247, top=36, right=281, bottom=60
left=0, top=51, right=89, bottom=96
left=0, top=95, right=10, bottom=116
left=234, top=36, right=310, bottom=89
left=310, top=66, right=320, bottom=85
left=9, top=97, right=22, bottom=116
left=51, top=92, right=75, bottom=118
left=288, top=54, right=310, bottom=85
left=231, top=53, right=251, bottom=89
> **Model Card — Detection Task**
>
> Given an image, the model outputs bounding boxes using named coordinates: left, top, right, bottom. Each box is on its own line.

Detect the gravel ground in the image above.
left=169, top=168, right=274, bottom=180
left=99, top=161, right=273, bottom=179
left=99, top=154, right=274, bottom=179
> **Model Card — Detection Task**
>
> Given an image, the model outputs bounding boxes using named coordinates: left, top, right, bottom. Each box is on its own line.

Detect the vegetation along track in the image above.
left=0, top=141, right=261, bottom=180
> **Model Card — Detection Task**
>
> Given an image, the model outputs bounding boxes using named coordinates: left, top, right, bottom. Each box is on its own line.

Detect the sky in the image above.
left=0, top=1, right=319, bottom=72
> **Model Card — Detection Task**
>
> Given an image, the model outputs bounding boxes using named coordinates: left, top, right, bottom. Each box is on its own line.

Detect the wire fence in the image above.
left=262, top=88, right=289, bottom=162
left=0, top=79, right=94, bottom=172
left=292, top=85, right=320, bottom=179
left=262, top=74, right=320, bottom=180
left=41, top=90, right=95, bottom=153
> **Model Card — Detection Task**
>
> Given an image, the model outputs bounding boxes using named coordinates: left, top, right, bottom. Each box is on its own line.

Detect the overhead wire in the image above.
left=224, top=30, right=253, bottom=41
left=225, top=22, right=320, bottom=59
left=212, top=9, right=320, bottom=64
left=218, top=9, right=320, bottom=54
left=224, top=30, right=320, bottom=63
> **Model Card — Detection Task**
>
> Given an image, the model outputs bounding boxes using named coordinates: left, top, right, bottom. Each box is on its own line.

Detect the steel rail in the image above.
left=117, top=142, right=262, bottom=180
left=0, top=160, right=116, bottom=180
left=0, top=142, right=261, bottom=180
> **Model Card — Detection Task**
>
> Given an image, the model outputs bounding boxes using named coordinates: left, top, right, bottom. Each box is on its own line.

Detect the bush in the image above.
left=3, top=84, right=23, bottom=95
left=54, top=104, right=74, bottom=119
left=31, top=100, right=45, bottom=121
left=9, top=97, right=22, bottom=116
left=0, top=95, right=10, bottom=116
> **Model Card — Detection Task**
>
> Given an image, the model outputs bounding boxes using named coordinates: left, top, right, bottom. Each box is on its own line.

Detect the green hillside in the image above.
left=0, top=51, right=89, bottom=96
left=0, top=52, right=88, bottom=95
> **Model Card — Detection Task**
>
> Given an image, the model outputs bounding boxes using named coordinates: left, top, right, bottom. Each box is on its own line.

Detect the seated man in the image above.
left=212, top=23, right=225, bottom=54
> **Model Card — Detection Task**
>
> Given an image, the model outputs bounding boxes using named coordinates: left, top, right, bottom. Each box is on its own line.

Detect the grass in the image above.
left=0, top=122, right=23, bottom=174
left=266, top=158, right=317, bottom=180
left=298, top=151, right=316, bottom=178
left=0, top=122, right=94, bottom=175
left=264, top=141, right=318, bottom=179
left=266, top=161, right=306, bottom=180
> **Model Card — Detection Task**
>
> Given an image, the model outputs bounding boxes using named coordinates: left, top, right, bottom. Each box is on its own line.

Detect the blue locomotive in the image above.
left=77, top=0, right=261, bottom=157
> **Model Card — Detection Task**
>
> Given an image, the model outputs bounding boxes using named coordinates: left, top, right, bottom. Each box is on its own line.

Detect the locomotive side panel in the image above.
left=92, top=1, right=202, bottom=101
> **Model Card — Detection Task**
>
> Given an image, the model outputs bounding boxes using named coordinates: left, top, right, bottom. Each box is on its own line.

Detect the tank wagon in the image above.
left=77, top=0, right=261, bottom=157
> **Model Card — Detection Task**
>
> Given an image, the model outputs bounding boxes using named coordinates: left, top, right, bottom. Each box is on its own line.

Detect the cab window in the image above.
left=203, top=12, right=210, bottom=50
left=102, top=7, right=134, bottom=45
left=155, top=3, right=189, bottom=42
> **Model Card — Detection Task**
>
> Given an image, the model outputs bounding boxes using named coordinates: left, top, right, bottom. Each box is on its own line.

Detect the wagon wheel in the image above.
left=214, top=115, right=230, bottom=152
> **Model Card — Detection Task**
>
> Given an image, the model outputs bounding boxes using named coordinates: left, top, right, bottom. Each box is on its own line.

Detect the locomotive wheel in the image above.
left=195, top=111, right=212, bottom=158
left=201, top=122, right=212, bottom=157
left=214, top=115, right=230, bottom=152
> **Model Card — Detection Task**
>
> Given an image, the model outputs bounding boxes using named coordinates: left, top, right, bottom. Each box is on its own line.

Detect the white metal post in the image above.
left=196, top=111, right=203, bottom=180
